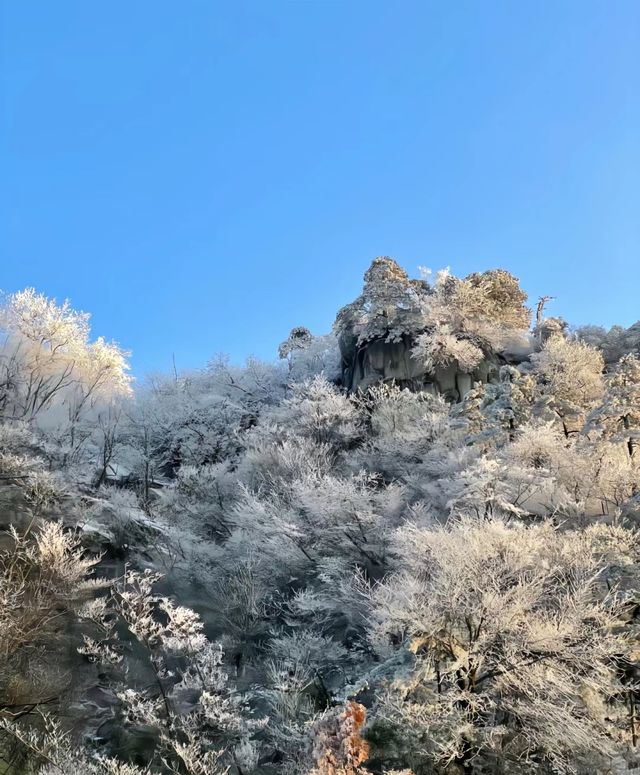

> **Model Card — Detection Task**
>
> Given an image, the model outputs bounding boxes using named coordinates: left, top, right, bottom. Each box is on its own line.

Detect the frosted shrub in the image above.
left=0, top=522, right=106, bottom=768
left=412, top=327, right=485, bottom=374
left=240, top=433, right=336, bottom=489
left=0, top=449, right=32, bottom=478
left=0, top=421, right=32, bottom=453
left=260, top=657, right=317, bottom=767
left=80, top=569, right=265, bottom=774
left=361, top=383, right=448, bottom=440
left=268, top=630, right=349, bottom=675
left=531, top=334, right=605, bottom=433
left=2, top=716, right=148, bottom=775
left=23, top=469, right=66, bottom=514
left=366, top=517, right=635, bottom=773
left=169, top=461, right=238, bottom=538
left=279, top=329, right=342, bottom=383
left=268, top=376, right=362, bottom=448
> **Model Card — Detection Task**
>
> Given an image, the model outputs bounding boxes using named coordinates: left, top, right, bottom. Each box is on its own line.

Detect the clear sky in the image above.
left=1, top=1, right=638, bottom=376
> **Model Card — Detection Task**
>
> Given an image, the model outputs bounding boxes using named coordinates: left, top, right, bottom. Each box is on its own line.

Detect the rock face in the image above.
left=339, top=332, right=499, bottom=399
left=335, top=258, right=504, bottom=400
left=340, top=335, right=423, bottom=392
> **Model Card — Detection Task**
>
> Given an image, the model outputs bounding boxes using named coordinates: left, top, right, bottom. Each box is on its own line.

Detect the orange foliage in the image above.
left=310, top=701, right=371, bottom=775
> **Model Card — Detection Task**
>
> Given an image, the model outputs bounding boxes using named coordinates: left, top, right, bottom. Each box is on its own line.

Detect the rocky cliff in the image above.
left=334, top=258, right=527, bottom=399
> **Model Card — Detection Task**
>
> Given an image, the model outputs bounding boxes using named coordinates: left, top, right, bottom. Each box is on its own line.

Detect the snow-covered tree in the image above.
left=531, top=334, right=605, bottom=435
left=0, top=289, right=131, bottom=425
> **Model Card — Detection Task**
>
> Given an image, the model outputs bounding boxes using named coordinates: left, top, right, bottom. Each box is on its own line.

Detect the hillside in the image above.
left=0, top=259, right=639, bottom=775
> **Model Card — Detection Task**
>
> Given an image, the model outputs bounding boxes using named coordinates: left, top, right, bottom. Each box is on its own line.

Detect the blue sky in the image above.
left=1, top=1, right=638, bottom=376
